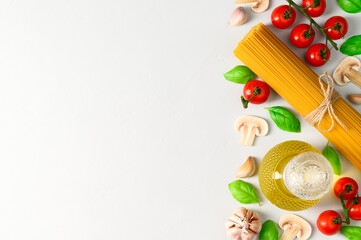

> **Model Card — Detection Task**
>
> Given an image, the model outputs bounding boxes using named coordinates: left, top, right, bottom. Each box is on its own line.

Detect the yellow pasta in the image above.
left=234, top=23, right=361, bottom=171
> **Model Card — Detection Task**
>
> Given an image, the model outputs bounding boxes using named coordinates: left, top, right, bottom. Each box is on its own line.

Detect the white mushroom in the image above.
left=236, top=156, right=256, bottom=178
left=347, top=94, right=361, bottom=104
left=279, top=214, right=312, bottom=240
left=234, top=116, right=268, bottom=146
left=235, top=0, right=269, bottom=13
left=228, top=7, right=248, bottom=26
left=333, top=57, right=361, bottom=89
left=225, top=207, right=262, bottom=240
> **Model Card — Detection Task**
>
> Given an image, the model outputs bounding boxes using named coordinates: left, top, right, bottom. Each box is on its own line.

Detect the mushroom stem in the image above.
left=235, top=116, right=268, bottom=146
left=279, top=214, right=312, bottom=240
left=345, top=68, right=361, bottom=89
left=279, top=226, right=300, bottom=240
left=235, top=0, right=259, bottom=3
left=236, top=0, right=269, bottom=12
left=241, top=126, right=257, bottom=146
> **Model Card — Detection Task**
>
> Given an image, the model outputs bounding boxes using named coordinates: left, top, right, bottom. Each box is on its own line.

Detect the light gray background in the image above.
left=0, top=0, right=360, bottom=239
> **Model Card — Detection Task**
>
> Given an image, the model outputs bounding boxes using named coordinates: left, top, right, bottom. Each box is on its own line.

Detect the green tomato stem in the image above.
left=306, top=21, right=315, bottom=37
left=284, top=0, right=338, bottom=50
left=323, top=22, right=345, bottom=38
left=302, top=0, right=321, bottom=9
left=347, top=195, right=360, bottom=211
left=284, top=7, right=293, bottom=20
left=340, top=192, right=351, bottom=225
left=320, top=46, right=330, bottom=62
left=241, top=87, right=261, bottom=109
left=339, top=184, right=354, bottom=225
left=354, top=194, right=360, bottom=204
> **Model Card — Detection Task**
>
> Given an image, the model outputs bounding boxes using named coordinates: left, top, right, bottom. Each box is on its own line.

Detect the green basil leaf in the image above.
left=259, top=220, right=279, bottom=240
left=340, top=226, right=361, bottom=240
left=340, top=35, right=361, bottom=56
left=224, top=65, right=255, bottom=84
left=337, top=0, right=361, bottom=13
left=265, top=106, right=301, bottom=133
left=228, top=180, right=260, bottom=205
left=322, top=142, right=342, bottom=175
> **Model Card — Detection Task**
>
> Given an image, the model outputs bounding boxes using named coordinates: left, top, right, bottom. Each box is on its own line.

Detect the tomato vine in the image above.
left=284, top=0, right=338, bottom=50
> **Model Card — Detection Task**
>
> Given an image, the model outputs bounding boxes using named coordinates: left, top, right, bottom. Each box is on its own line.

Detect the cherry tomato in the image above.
left=290, top=24, right=315, bottom=48
left=324, top=16, right=348, bottom=40
left=317, top=210, right=342, bottom=235
left=334, top=177, right=359, bottom=200
left=302, top=0, right=326, bottom=17
left=243, top=80, right=270, bottom=104
left=305, top=43, right=330, bottom=67
left=271, top=5, right=296, bottom=29
left=346, top=197, right=361, bottom=220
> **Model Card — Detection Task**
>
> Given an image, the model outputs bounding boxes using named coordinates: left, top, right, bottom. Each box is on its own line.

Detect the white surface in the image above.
left=0, top=0, right=360, bottom=239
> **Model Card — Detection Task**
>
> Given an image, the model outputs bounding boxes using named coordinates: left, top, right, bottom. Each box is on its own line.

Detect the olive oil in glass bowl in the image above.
left=259, top=140, right=333, bottom=211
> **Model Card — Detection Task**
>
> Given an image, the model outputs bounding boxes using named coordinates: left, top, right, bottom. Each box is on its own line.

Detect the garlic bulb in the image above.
left=225, top=207, right=261, bottom=240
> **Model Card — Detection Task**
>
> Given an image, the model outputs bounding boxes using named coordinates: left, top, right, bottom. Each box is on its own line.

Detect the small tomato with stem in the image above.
left=290, top=24, right=315, bottom=48
left=271, top=5, right=296, bottom=29
left=324, top=16, right=348, bottom=40
left=317, top=210, right=342, bottom=235
left=241, top=80, right=270, bottom=108
left=302, top=0, right=326, bottom=17
left=334, top=177, right=359, bottom=200
left=335, top=178, right=359, bottom=225
left=346, top=197, right=361, bottom=221
left=305, top=43, right=330, bottom=67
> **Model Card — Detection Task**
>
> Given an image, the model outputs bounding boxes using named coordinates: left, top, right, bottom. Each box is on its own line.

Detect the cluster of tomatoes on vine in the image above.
left=317, top=177, right=361, bottom=236
left=271, top=0, right=348, bottom=67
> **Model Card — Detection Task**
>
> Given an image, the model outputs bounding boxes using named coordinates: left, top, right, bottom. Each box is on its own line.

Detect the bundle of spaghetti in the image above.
left=234, top=23, right=361, bottom=171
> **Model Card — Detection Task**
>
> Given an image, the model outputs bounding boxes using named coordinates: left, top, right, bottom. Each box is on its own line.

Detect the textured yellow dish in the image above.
left=259, top=141, right=325, bottom=211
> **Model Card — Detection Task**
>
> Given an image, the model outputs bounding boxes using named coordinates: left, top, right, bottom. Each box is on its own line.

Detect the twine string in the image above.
left=305, top=72, right=347, bottom=132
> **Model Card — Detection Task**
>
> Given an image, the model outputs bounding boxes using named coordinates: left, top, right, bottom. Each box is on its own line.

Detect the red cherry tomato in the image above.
left=243, top=80, right=270, bottom=104
left=290, top=24, right=315, bottom=48
left=305, top=43, right=330, bottom=67
left=324, top=16, right=348, bottom=40
left=302, top=0, right=326, bottom=17
left=346, top=197, right=361, bottom=220
left=271, top=5, right=296, bottom=29
left=334, top=177, right=359, bottom=200
left=317, top=210, right=342, bottom=235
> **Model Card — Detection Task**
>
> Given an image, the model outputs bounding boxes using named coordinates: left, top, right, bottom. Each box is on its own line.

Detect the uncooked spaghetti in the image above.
left=234, top=23, right=361, bottom=171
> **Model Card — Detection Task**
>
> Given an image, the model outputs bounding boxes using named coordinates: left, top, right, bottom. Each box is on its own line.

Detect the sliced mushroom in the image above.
left=234, top=116, right=268, bottom=146
left=236, top=156, right=256, bottom=178
left=333, top=57, right=361, bottom=89
left=235, top=0, right=269, bottom=13
left=279, top=214, right=312, bottom=240
left=348, top=94, right=361, bottom=104
left=225, top=207, right=261, bottom=240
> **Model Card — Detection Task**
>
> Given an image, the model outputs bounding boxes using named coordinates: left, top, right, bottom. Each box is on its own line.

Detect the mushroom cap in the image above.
left=251, top=0, right=269, bottom=12
left=279, top=214, right=312, bottom=240
left=234, top=116, right=268, bottom=136
left=333, top=56, right=361, bottom=85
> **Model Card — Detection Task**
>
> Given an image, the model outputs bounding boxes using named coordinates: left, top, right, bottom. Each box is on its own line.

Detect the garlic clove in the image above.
left=347, top=94, right=361, bottom=104
left=228, top=7, right=248, bottom=26
left=236, top=156, right=256, bottom=178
